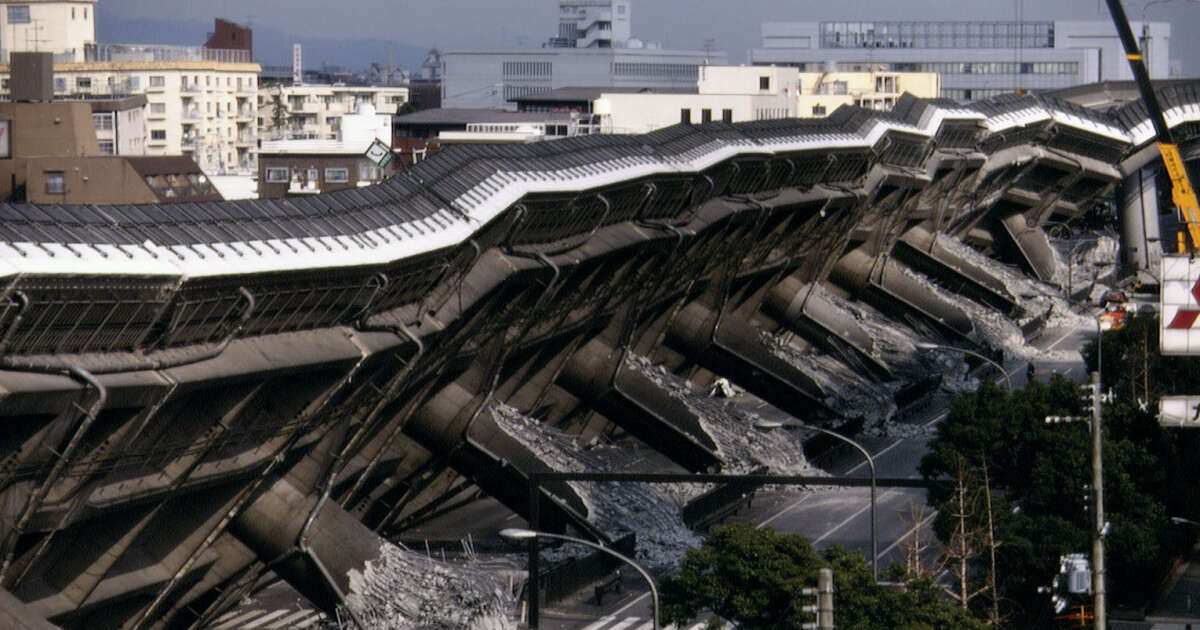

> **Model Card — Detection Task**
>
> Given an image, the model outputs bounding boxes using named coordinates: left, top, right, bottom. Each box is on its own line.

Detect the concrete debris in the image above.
left=491, top=404, right=701, bottom=570
left=338, top=542, right=518, bottom=630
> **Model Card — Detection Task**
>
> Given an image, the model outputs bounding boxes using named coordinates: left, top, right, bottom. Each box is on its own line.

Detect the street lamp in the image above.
left=753, top=419, right=878, bottom=581
left=499, top=528, right=660, bottom=630
left=915, top=342, right=1013, bottom=389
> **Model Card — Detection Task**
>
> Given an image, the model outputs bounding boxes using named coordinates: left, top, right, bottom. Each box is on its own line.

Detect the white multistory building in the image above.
left=0, top=0, right=260, bottom=174
left=0, top=0, right=95, bottom=62
left=443, top=0, right=726, bottom=109
left=552, top=0, right=632, bottom=49
left=511, top=65, right=940, bottom=135
left=258, top=83, right=409, bottom=141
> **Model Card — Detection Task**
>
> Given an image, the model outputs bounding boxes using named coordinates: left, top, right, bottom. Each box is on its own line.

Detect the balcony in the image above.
left=236, top=108, right=255, bottom=122
left=183, top=109, right=203, bottom=120
left=235, top=132, right=256, bottom=146
left=183, top=84, right=203, bottom=93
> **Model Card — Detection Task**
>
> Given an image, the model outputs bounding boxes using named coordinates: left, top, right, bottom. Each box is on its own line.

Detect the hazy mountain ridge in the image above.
left=96, top=14, right=430, bottom=72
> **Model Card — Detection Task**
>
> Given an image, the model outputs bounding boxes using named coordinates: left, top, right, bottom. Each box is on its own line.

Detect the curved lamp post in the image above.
left=500, top=528, right=659, bottom=630
left=753, top=419, right=878, bottom=581
left=915, top=342, right=1012, bottom=389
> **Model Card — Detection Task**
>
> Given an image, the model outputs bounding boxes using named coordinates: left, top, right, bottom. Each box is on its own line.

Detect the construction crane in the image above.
left=1104, top=0, right=1200, bottom=253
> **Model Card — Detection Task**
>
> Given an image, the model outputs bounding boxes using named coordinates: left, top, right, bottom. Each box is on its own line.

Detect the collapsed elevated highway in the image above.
left=0, top=82, right=1195, bottom=628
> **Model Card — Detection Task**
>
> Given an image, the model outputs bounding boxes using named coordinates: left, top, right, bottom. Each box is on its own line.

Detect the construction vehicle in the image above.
left=1104, top=0, right=1200, bottom=254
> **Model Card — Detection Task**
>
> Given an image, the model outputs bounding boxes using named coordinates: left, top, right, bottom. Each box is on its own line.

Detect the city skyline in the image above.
left=103, top=0, right=1200, bottom=72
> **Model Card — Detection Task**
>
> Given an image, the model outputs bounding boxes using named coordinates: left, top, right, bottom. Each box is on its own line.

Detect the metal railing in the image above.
left=85, top=43, right=251, bottom=64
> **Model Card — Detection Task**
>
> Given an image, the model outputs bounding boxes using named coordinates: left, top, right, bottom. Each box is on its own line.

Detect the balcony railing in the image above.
left=85, top=43, right=251, bottom=64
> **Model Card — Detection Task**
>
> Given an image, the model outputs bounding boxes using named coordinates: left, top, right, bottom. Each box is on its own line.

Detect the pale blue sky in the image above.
left=103, top=0, right=1200, bottom=72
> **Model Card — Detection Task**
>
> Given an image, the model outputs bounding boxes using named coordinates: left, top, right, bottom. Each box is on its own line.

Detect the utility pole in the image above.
left=818, top=567, right=834, bottom=630
left=1044, top=370, right=1107, bottom=629
left=801, top=567, right=834, bottom=630
left=1090, top=370, right=1106, bottom=630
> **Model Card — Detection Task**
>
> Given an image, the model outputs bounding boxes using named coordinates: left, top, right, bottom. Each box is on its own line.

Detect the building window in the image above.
left=7, top=6, right=30, bottom=24
left=722, top=109, right=733, bottom=123
left=812, top=104, right=827, bottom=116
left=759, top=76, right=770, bottom=90
left=97, top=140, right=114, bottom=155
left=325, top=167, right=350, bottom=183
left=44, top=171, right=64, bottom=194
left=265, top=167, right=289, bottom=183
left=701, top=109, right=712, bottom=123
left=128, top=76, right=140, bottom=90
left=92, top=113, right=113, bottom=130
left=680, top=108, right=691, bottom=124
left=149, top=75, right=165, bottom=88
left=76, top=77, right=92, bottom=92
left=150, top=102, right=166, bottom=114
left=53, top=77, right=65, bottom=92
left=357, top=163, right=382, bottom=181
left=150, top=129, right=166, bottom=141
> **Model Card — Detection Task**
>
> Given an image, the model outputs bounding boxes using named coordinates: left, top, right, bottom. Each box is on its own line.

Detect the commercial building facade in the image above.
left=750, top=20, right=1171, bottom=101
left=442, top=47, right=727, bottom=109
left=512, top=66, right=939, bottom=135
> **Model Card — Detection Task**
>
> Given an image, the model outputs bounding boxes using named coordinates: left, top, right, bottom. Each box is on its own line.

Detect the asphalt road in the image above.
left=540, top=323, right=1094, bottom=629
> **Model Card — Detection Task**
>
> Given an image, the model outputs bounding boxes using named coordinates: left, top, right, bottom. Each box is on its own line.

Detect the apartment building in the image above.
left=0, top=2, right=260, bottom=174
left=750, top=20, right=1172, bottom=101
left=88, top=94, right=146, bottom=155
left=258, top=83, right=408, bottom=141
left=257, top=104, right=393, bottom=199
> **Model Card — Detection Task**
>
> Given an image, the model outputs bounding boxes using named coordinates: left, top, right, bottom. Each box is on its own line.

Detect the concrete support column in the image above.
left=831, top=249, right=974, bottom=340
left=1119, top=167, right=1162, bottom=271
left=764, top=275, right=891, bottom=379
left=1000, top=212, right=1059, bottom=284
left=404, top=380, right=590, bottom=532
left=558, top=336, right=722, bottom=472
left=232, top=475, right=381, bottom=614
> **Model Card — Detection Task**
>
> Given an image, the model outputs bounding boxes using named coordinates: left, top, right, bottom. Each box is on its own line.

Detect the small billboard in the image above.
left=1160, top=255, right=1200, bottom=354
left=1159, top=396, right=1200, bottom=427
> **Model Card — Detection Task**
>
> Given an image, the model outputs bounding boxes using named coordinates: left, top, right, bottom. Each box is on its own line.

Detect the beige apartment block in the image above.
left=0, top=0, right=96, bottom=63
left=258, top=84, right=408, bottom=141
left=0, top=57, right=261, bottom=173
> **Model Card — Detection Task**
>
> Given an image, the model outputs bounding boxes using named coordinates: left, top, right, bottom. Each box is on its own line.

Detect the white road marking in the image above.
left=611, top=593, right=650, bottom=618
left=265, top=610, right=320, bottom=629
left=581, top=616, right=619, bottom=630
left=294, top=614, right=324, bottom=629
left=213, top=611, right=266, bottom=629
left=243, top=610, right=289, bottom=628
left=608, top=617, right=643, bottom=630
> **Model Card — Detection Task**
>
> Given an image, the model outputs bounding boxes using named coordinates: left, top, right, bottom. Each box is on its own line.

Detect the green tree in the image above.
left=920, top=364, right=1187, bottom=626
left=660, top=524, right=986, bottom=630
